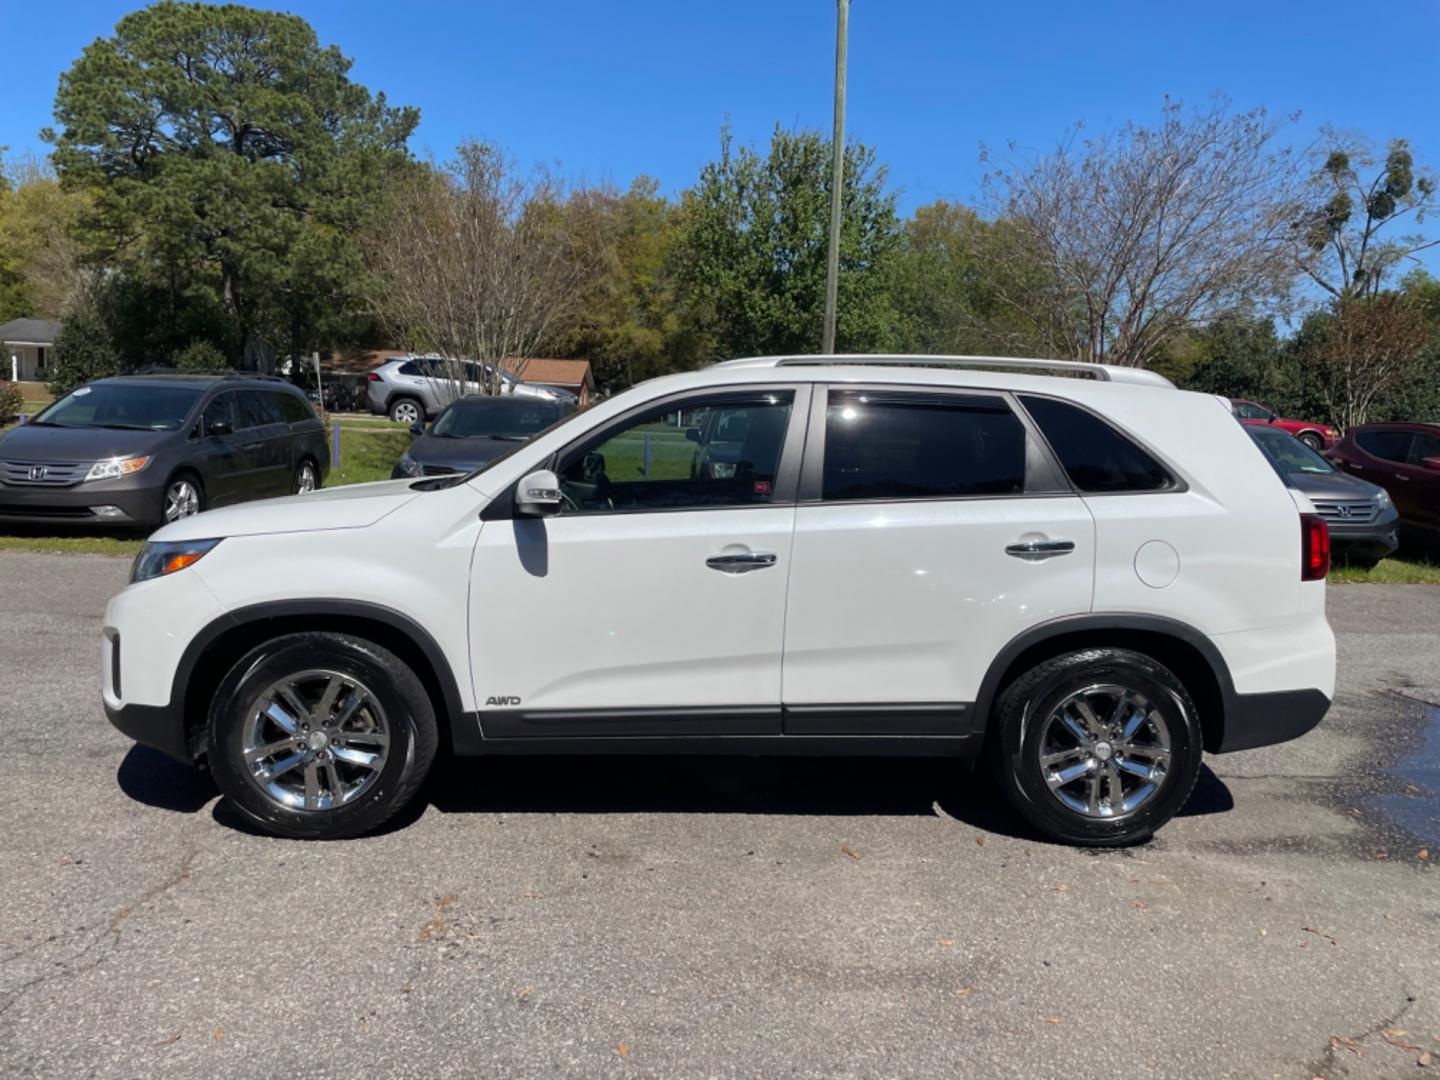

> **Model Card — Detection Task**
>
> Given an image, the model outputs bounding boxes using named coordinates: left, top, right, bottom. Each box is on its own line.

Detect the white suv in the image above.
left=102, top=356, right=1336, bottom=845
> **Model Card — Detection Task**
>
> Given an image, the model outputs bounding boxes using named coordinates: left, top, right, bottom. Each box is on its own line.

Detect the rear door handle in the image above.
left=1394, top=473, right=1410, bottom=481
left=1005, top=539, right=1076, bottom=561
left=241, top=441, right=264, bottom=451
left=706, top=552, right=778, bottom=574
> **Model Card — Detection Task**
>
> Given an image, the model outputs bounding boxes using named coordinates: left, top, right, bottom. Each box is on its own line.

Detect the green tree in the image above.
left=49, top=306, right=118, bottom=395
left=0, top=155, right=89, bottom=318
left=0, top=155, right=33, bottom=321
left=674, top=126, right=904, bottom=360
left=46, top=0, right=418, bottom=366
left=1157, top=314, right=1293, bottom=408
left=173, top=338, right=228, bottom=373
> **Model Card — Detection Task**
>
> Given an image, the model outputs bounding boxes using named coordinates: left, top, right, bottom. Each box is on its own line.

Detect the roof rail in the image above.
left=220, top=371, right=289, bottom=383
left=711, top=354, right=1175, bottom=389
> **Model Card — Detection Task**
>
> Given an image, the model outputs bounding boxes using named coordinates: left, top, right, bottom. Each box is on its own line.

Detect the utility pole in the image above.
left=821, top=0, right=849, bottom=355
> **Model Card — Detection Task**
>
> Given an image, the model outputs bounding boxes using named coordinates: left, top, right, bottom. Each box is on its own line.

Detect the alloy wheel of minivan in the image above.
left=294, top=461, right=318, bottom=494
left=164, top=477, right=201, bottom=522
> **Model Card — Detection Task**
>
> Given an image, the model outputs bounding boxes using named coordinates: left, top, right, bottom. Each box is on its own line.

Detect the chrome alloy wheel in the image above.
left=164, top=478, right=200, bottom=521
left=240, top=670, right=391, bottom=812
left=295, top=461, right=317, bottom=494
left=1037, top=684, right=1172, bottom=819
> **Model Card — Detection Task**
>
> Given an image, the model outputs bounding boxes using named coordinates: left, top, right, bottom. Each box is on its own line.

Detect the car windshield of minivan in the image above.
left=32, top=384, right=204, bottom=431
left=432, top=400, right=564, bottom=440
left=1251, top=427, right=1335, bottom=475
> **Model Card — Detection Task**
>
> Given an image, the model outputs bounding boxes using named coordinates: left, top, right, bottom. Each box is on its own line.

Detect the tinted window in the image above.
left=1249, top=427, right=1334, bottom=476
left=1233, top=401, right=1272, bottom=421
left=822, top=392, right=1026, bottom=501
left=201, top=392, right=237, bottom=435
left=433, top=399, right=562, bottom=439
left=1355, top=429, right=1413, bottom=463
left=237, top=389, right=281, bottom=429
left=397, top=361, right=423, bottom=377
left=558, top=393, right=793, bottom=513
left=1020, top=395, right=1172, bottom=493
left=34, top=382, right=204, bottom=431
left=274, top=392, right=314, bottom=424
left=1408, top=431, right=1440, bottom=464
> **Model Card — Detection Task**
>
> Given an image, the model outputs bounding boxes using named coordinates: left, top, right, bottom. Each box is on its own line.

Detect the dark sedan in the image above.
left=1248, top=424, right=1398, bottom=566
left=392, top=395, right=571, bottom=479
left=0, top=374, right=329, bottom=529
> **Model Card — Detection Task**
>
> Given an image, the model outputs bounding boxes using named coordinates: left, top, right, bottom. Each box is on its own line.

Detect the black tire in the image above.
left=1297, top=431, right=1324, bottom=451
left=986, top=648, right=1203, bottom=846
left=292, top=458, right=320, bottom=494
left=388, top=397, right=423, bottom=425
left=207, top=632, right=438, bottom=839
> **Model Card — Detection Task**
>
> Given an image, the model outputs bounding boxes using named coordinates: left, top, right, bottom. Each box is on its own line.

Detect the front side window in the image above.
left=201, top=392, right=238, bottom=435
left=1406, top=431, right=1440, bottom=465
left=1233, top=401, right=1272, bottom=421
left=1019, top=395, right=1172, bottom=493
left=557, top=392, right=794, bottom=513
left=822, top=392, right=1026, bottom=501
left=1355, top=429, right=1413, bottom=463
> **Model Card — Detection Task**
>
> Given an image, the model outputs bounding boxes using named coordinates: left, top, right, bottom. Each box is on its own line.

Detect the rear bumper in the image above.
left=1216, top=688, right=1331, bottom=752
left=0, top=480, right=160, bottom=527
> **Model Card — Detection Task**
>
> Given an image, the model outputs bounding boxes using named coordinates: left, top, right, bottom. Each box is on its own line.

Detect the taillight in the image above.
left=367, top=372, right=381, bottom=381
left=1301, top=513, right=1330, bottom=580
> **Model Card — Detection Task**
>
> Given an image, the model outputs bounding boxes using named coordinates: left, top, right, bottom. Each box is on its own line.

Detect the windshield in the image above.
left=31, top=383, right=204, bottom=431
left=458, top=404, right=591, bottom=482
left=1250, top=426, right=1335, bottom=475
left=432, top=400, right=565, bottom=439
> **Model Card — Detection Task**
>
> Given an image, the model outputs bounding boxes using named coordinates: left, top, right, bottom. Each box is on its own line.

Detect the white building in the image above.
left=1, top=317, right=60, bottom=382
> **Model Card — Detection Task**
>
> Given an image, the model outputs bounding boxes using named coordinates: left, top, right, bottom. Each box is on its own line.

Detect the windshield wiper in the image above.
left=489, top=434, right=529, bottom=442
left=91, top=423, right=156, bottom=430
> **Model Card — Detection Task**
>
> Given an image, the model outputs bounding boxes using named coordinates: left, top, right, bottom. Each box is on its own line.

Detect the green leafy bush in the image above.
left=48, top=308, right=118, bottom=395
left=0, top=380, right=23, bottom=421
left=173, top=339, right=229, bottom=373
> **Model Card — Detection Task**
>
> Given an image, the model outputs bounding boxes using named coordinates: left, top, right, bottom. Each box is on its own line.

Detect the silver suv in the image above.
left=364, top=356, right=574, bottom=424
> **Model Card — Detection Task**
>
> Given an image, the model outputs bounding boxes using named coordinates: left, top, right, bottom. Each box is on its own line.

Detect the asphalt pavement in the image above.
left=1, top=551, right=1437, bottom=1079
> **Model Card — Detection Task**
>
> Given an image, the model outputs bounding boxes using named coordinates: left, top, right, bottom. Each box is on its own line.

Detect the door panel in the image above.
left=196, top=392, right=245, bottom=505
left=782, top=497, right=1094, bottom=710
left=470, top=508, right=796, bottom=718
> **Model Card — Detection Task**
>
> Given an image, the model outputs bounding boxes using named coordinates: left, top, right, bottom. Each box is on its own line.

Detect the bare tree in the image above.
left=1303, top=294, right=1429, bottom=430
left=1297, top=133, right=1438, bottom=300
left=985, top=99, right=1306, bottom=367
left=368, top=142, right=600, bottom=397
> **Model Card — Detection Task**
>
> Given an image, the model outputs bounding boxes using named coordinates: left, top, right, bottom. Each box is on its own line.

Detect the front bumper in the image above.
left=1326, top=507, right=1400, bottom=560
left=0, top=479, right=161, bottom=527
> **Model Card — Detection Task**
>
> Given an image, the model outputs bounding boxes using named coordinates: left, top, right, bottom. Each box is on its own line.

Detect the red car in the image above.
left=1230, top=399, right=1339, bottom=450
left=1327, top=423, right=1440, bottom=545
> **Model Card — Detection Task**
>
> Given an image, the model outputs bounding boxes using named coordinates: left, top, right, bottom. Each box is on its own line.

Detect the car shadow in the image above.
left=118, top=745, right=1232, bottom=843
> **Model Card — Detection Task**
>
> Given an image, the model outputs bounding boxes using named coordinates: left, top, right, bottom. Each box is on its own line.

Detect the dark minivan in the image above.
left=0, top=373, right=329, bottom=529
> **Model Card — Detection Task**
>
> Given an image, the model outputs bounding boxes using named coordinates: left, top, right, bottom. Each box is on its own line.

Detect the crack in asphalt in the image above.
left=0, top=848, right=197, bottom=1022
left=1303, top=993, right=1416, bottom=1078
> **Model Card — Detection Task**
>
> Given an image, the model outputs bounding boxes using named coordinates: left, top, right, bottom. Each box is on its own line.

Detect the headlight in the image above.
left=397, top=452, right=421, bottom=477
left=85, top=455, right=151, bottom=482
left=130, top=539, right=222, bottom=584
left=1376, top=489, right=1392, bottom=511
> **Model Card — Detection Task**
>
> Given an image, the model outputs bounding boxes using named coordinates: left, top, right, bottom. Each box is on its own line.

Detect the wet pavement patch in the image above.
left=1369, top=704, right=1440, bottom=849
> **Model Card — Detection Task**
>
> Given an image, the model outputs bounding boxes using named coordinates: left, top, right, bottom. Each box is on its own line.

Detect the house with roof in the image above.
left=501, top=358, right=596, bottom=406
left=1, top=318, right=60, bottom=383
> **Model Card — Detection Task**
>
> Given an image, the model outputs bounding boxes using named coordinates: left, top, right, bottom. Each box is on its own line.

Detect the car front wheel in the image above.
left=293, top=460, right=319, bottom=494
left=988, top=648, right=1203, bottom=846
left=207, top=632, right=438, bottom=839
left=163, top=475, right=204, bottom=523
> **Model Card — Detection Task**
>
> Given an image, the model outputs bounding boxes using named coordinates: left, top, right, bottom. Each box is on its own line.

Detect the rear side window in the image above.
left=1407, top=431, right=1440, bottom=465
left=237, top=389, right=281, bottom=429
left=1019, top=395, right=1172, bottom=493
left=1355, top=430, right=1413, bottom=463
left=822, top=392, right=1026, bottom=501
left=275, top=392, right=314, bottom=424
left=397, top=360, right=422, bottom=377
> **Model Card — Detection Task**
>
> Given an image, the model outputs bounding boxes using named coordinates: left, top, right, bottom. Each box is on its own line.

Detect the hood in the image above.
left=153, top=477, right=423, bottom=542
left=409, top=434, right=521, bottom=471
left=0, top=423, right=172, bottom=462
left=1285, top=468, right=1384, bottom=501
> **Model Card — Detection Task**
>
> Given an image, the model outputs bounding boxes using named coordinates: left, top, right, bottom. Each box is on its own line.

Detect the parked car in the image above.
left=1229, top=399, right=1339, bottom=450
left=1246, top=425, right=1397, bottom=567
left=0, top=373, right=328, bottom=529
left=103, top=355, right=1335, bottom=846
left=1327, top=422, right=1440, bottom=545
left=392, top=395, right=570, bottom=479
left=364, top=356, right=575, bottom=424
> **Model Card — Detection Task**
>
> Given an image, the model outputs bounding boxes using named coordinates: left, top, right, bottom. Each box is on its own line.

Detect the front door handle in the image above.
left=1005, top=539, right=1076, bottom=561
left=1394, top=473, right=1410, bottom=481
left=706, top=552, right=778, bottom=574
left=241, top=441, right=264, bottom=451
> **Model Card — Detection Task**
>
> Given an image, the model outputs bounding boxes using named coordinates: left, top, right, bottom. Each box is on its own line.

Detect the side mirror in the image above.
left=206, top=420, right=234, bottom=437
left=409, top=421, right=425, bottom=438
left=684, top=427, right=701, bottom=443
left=515, top=469, right=562, bottom=517
left=1422, top=456, right=1440, bottom=472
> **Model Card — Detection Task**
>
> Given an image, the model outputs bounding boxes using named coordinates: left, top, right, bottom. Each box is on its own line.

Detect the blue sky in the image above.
left=3, top=0, right=1439, bottom=220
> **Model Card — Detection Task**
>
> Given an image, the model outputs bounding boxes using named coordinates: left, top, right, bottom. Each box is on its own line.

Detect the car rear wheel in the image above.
left=388, top=398, right=422, bottom=425
left=987, top=648, right=1203, bottom=846
left=163, top=475, right=203, bottom=523
left=207, top=632, right=438, bottom=839
left=293, top=459, right=319, bottom=494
